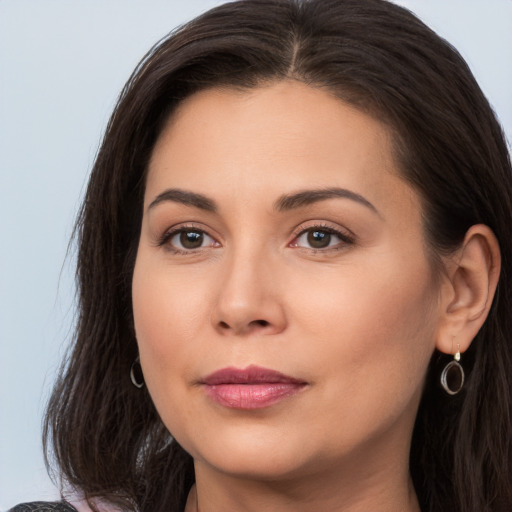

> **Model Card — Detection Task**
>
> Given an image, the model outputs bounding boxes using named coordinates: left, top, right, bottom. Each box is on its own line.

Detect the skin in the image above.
left=132, top=81, right=500, bottom=512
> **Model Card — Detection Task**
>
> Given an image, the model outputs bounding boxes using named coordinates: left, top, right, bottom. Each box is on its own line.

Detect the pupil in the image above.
left=307, top=230, right=331, bottom=248
left=180, top=231, right=203, bottom=249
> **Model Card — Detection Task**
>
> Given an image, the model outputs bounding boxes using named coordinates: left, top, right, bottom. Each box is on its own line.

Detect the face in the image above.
left=132, top=81, right=441, bottom=482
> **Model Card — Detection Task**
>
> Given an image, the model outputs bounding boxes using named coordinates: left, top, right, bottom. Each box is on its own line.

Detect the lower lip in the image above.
left=203, top=383, right=306, bottom=409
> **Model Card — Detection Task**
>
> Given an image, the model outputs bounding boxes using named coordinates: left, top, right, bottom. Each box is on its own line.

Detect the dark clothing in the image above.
left=9, top=502, right=78, bottom=512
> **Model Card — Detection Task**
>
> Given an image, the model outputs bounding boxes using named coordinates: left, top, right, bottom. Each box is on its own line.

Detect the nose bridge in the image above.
left=225, top=240, right=262, bottom=291
left=212, top=238, right=285, bottom=335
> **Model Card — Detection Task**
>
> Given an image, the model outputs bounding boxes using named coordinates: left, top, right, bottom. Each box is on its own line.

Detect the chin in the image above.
left=181, top=423, right=317, bottom=480
left=199, top=450, right=310, bottom=481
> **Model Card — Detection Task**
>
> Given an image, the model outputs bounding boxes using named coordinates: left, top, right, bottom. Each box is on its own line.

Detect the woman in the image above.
left=11, top=0, right=512, bottom=511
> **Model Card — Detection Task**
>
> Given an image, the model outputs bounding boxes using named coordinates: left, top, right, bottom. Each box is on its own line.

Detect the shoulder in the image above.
left=9, top=502, right=78, bottom=512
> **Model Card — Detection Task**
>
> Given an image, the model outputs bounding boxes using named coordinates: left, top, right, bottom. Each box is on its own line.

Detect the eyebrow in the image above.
left=147, top=186, right=380, bottom=217
left=148, top=189, right=217, bottom=213
left=274, top=187, right=381, bottom=216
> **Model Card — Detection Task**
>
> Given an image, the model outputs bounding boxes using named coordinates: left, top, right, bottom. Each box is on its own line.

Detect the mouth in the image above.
left=200, top=365, right=308, bottom=410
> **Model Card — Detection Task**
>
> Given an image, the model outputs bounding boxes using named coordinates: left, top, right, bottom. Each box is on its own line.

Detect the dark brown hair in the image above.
left=44, top=1, right=512, bottom=511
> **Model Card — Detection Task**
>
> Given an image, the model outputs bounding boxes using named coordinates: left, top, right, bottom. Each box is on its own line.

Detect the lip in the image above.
left=200, top=365, right=308, bottom=409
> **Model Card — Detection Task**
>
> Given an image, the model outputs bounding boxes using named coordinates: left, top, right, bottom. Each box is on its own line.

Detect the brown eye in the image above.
left=292, top=226, right=354, bottom=251
left=307, top=230, right=331, bottom=248
left=179, top=230, right=204, bottom=249
left=164, top=228, right=218, bottom=252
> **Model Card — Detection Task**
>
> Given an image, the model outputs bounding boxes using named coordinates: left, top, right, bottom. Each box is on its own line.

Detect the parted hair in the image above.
left=44, top=1, right=512, bottom=511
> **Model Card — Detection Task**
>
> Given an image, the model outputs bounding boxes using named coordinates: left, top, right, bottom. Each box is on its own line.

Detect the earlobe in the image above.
left=436, top=224, right=501, bottom=355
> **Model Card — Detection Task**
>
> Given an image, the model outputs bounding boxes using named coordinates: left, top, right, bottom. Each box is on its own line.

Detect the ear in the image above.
left=436, top=224, right=501, bottom=356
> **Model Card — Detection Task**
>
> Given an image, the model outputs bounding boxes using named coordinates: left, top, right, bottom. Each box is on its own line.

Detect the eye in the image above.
left=160, top=227, right=219, bottom=252
left=291, top=226, right=354, bottom=250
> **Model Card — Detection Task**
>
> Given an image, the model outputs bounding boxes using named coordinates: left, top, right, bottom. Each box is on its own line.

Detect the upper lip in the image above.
left=201, top=365, right=306, bottom=385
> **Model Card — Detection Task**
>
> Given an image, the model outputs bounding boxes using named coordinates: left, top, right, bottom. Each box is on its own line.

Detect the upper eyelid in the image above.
left=155, top=223, right=218, bottom=247
left=155, top=220, right=355, bottom=247
left=290, top=222, right=357, bottom=251
left=292, top=221, right=355, bottom=238
left=163, top=222, right=216, bottom=237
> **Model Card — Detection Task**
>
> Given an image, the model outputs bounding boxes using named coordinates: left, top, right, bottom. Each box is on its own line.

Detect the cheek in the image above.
left=293, top=257, right=437, bottom=354
left=131, top=252, right=211, bottom=408
left=133, top=250, right=210, bottom=344
left=288, top=255, right=438, bottom=434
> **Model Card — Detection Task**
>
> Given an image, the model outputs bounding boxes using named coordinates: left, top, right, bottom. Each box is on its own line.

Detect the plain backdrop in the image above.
left=1, top=1, right=511, bottom=509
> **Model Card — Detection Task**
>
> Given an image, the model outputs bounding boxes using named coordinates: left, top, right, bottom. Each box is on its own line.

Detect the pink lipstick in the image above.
left=201, top=365, right=307, bottom=409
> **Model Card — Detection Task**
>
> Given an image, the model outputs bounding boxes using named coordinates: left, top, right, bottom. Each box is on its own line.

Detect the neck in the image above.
left=186, top=450, right=421, bottom=512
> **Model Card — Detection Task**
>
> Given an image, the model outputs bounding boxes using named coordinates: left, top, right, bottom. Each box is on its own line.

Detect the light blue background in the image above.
left=1, top=1, right=511, bottom=509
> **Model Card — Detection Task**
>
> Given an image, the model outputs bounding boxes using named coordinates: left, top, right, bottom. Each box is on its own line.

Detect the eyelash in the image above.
left=156, top=223, right=217, bottom=255
left=157, top=223, right=355, bottom=255
left=290, top=223, right=355, bottom=252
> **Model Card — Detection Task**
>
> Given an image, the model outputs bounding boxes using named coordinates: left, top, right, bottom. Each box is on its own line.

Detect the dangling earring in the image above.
left=130, top=356, right=145, bottom=389
left=440, top=343, right=465, bottom=395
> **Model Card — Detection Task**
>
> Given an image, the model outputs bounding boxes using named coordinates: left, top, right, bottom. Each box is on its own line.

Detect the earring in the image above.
left=130, top=356, right=145, bottom=389
left=440, top=344, right=464, bottom=395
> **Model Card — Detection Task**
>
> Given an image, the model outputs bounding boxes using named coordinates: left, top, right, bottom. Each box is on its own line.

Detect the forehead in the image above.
left=146, top=81, right=417, bottom=220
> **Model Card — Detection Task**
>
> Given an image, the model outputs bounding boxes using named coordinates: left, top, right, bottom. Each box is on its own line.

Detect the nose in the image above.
left=211, top=248, right=287, bottom=337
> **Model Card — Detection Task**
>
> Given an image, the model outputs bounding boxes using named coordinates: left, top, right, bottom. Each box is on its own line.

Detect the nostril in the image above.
left=216, top=319, right=271, bottom=332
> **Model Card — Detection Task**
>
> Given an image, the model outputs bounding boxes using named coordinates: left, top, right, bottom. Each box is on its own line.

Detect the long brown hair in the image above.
left=44, top=1, right=512, bottom=511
